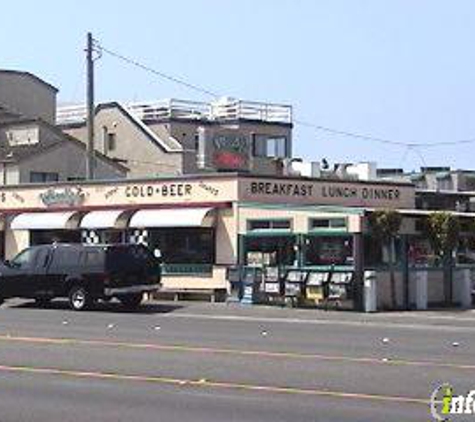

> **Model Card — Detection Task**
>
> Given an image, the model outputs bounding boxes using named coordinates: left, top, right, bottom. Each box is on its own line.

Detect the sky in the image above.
left=2, top=0, right=475, bottom=171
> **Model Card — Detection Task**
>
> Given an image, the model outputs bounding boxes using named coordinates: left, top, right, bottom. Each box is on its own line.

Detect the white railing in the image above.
left=127, top=99, right=211, bottom=121
left=57, top=98, right=292, bottom=125
left=56, top=104, right=87, bottom=124
left=211, top=100, right=292, bottom=123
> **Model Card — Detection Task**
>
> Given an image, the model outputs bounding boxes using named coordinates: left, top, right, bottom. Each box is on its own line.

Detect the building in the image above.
left=57, top=98, right=293, bottom=178
left=0, top=70, right=128, bottom=184
left=1, top=171, right=470, bottom=311
left=377, top=167, right=475, bottom=212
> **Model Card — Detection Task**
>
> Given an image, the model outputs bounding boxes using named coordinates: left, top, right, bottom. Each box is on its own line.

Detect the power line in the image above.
left=95, top=41, right=220, bottom=98
left=295, top=118, right=475, bottom=149
left=294, top=119, right=408, bottom=147
left=93, top=38, right=475, bottom=151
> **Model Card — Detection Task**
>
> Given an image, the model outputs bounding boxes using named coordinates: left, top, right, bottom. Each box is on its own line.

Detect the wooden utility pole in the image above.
left=86, top=32, right=95, bottom=180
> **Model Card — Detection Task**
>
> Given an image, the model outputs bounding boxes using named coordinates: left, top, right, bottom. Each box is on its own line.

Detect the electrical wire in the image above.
left=95, top=41, right=219, bottom=99
left=92, top=37, right=475, bottom=151
left=295, top=118, right=475, bottom=149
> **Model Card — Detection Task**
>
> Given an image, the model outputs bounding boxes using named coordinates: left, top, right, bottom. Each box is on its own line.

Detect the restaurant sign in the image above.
left=0, top=178, right=235, bottom=211
left=212, top=133, right=249, bottom=171
left=241, top=179, right=414, bottom=209
left=40, top=187, right=86, bottom=208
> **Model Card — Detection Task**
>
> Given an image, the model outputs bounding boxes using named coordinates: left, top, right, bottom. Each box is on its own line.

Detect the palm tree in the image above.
left=422, top=212, right=460, bottom=304
left=368, top=209, right=402, bottom=308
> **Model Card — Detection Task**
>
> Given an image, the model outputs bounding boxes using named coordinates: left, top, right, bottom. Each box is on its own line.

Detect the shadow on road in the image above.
left=9, top=300, right=183, bottom=314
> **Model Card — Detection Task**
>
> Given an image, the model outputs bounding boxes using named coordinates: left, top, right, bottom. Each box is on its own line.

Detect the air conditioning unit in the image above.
left=283, top=159, right=321, bottom=178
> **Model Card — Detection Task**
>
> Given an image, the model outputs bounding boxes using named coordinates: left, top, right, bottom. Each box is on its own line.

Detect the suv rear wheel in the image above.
left=69, top=286, right=91, bottom=311
left=119, top=293, right=143, bottom=309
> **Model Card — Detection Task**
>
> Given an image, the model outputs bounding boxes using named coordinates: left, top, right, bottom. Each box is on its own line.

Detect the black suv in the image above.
left=0, top=243, right=162, bottom=311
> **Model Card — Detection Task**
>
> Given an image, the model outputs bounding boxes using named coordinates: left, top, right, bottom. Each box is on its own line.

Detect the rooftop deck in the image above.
left=56, top=98, right=292, bottom=125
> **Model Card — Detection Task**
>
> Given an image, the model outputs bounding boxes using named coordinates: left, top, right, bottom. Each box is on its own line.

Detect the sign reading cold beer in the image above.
left=241, top=179, right=414, bottom=209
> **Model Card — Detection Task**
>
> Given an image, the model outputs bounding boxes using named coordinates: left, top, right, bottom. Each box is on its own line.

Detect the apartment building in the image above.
left=57, top=97, right=293, bottom=178
left=0, top=70, right=127, bottom=184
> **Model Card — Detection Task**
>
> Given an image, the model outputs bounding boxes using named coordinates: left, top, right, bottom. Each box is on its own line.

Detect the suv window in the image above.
left=105, top=245, right=156, bottom=273
left=49, top=247, right=79, bottom=269
left=82, top=249, right=104, bottom=267
left=34, top=248, right=50, bottom=269
left=11, top=248, right=35, bottom=269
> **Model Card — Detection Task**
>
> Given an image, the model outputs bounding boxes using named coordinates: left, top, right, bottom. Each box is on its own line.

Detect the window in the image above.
left=194, top=133, right=200, bottom=150
left=102, top=127, right=117, bottom=153
left=248, top=219, right=291, bottom=231
left=83, top=250, right=104, bottom=267
left=309, top=218, right=347, bottom=230
left=11, top=248, right=35, bottom=268
left=50, top=248, right=79, bottom=268
left=437, top=178, right=453, bottom=191
left=253, top=135, right=287, bottom=158
left=107, top=133, right=117, bottom=152
left=305, top=236, right=353, bottom=266
left=30, top=172, right=59, bottom=183
left=245, top=236, right=296, bottom=266
left=147, top=228, right=214, bottom=264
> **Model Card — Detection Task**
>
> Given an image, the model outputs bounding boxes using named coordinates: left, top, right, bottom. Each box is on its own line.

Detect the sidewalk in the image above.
left=156, top=299, right=475, bottom=330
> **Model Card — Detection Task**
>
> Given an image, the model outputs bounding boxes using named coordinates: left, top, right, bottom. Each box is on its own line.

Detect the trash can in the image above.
left=363, top=270, right=377, bottom=312
left=240, top=267, right=263, bottom=305
left=409, top=270, right=428, bottom=310
left=453, top=268, right=472, bottom=309
left=284, top=270, right=307, bottom=307
left=306, top=272, right=328, bottom=305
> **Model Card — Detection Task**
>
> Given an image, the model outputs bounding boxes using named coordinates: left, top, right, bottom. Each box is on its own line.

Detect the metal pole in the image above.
left=86, top=32, right=95, bottom=180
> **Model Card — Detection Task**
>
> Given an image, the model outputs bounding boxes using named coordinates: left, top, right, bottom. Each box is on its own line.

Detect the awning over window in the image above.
left=129, top=207, right=214, bottom=228
left=11, top=211, right=80, bottom=230
left=80, top=210, right=130, bottom=229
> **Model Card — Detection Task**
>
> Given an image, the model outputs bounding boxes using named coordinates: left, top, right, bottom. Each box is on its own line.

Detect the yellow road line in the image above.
left=0, top=363, right=428, bottom=406
left=0, top=334, right=472, bottom=372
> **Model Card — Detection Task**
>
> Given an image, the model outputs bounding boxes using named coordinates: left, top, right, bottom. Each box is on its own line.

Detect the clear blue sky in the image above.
left=2, top=0, right=475, bottom=171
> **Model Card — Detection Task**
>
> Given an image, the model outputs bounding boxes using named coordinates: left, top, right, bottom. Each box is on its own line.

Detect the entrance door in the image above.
left=1, top=247, right=39, bottom=298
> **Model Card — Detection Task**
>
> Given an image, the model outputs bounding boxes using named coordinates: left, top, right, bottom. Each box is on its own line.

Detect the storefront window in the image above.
left=309, top=218, right=347, bottom=230
left=30, top=230, right=81, bottom=246
left=147, top=228, right=214, bottom=264
left=248, top=219, right=291, bottom=231
left=244, top=236, right=296, bottom=267
left=305, top=236, right=353, bottom=266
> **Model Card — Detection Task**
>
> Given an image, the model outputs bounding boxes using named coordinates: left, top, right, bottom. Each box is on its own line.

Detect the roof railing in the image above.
left=57, top=98, right=292, bottom=125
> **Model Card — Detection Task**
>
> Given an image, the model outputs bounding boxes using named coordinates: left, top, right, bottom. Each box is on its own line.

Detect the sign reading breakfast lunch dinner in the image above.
left=240, top=179, right=415, bottom=209
left=0, top=176, right=414, bottom=210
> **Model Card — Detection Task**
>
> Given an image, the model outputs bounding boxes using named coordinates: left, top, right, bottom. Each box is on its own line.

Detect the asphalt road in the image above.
left=0, top=299, right=474, bottom=422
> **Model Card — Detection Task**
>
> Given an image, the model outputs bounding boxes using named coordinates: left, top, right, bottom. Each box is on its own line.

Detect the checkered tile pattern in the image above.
left=82, top=230, right=101, bottom=244
left=129, top=229, right=149, bottom=246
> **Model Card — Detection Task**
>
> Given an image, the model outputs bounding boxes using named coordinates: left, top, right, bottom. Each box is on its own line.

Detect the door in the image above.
left=0, top=248, right=38, bottom=298
left=32, top=247, right=54, bottom=298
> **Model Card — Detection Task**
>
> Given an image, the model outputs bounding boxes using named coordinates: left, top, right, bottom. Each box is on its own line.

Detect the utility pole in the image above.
left=86, top=32, right=95, bottom=180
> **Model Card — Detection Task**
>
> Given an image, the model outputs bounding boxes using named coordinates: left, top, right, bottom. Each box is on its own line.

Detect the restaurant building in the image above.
left=0, top=172, right=446, bottom=310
